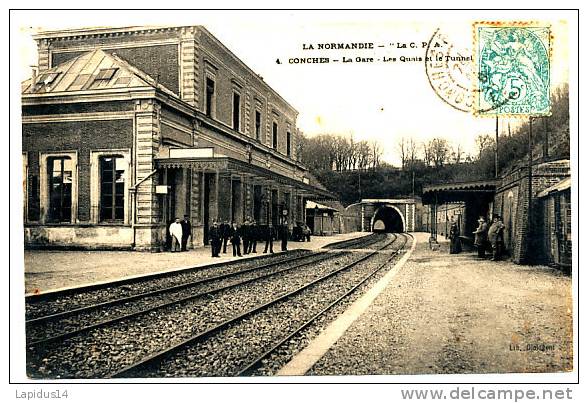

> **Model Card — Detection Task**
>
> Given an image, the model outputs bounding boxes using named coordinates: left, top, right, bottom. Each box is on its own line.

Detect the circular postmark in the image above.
left=425, top=28, right=511, bottom=114
left=425, top=28, right=474, bottom=113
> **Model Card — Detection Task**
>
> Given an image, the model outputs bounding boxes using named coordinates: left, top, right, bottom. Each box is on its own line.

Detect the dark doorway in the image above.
left=372, top=206, right=404, bottom=233
left=271, top=189, right=279, bottom=226
left=203, top=173, right=211, bottom=245
left=253, top=185, right=262, bottom=221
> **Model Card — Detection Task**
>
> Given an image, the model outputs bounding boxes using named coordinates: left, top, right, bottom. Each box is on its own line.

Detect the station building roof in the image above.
left=22, top=49, right=175, bottom=96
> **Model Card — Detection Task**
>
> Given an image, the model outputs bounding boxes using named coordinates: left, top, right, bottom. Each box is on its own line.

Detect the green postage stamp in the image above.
left=474, top=23, right=551, bottom=116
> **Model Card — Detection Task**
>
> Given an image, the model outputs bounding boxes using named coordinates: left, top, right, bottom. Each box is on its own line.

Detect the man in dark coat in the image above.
left=181, top=214, right=192, bottom=252
left=263, top=224, right=274, bottom=254
left=248, top=219, right=258, bottom=253
left=242, top=217, right=250, bottom=255
left=496, top=216, right=505, bottom=258
left=209, top=220, right=221, bottom=257
left=220, top=220, right=230, bottom=254
left=280, top=220, right=289, bottom=252
left=488, top=215, right=506, bottom=261
left=230, top=222, right=242, bottom=257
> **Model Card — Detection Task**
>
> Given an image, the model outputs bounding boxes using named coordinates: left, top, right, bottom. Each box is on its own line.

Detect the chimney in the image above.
left=30, top=65, right=38, bottom=82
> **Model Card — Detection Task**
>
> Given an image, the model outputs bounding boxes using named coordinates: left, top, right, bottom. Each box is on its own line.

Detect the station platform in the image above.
left=279, top=232, right=573, bottom=376
left=23, top=232, right=365, bottom=295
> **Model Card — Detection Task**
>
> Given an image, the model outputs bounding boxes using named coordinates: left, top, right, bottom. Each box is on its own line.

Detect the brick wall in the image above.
left=39, top=26, right=301, bottom=170
left=197, top=30, right=297, bottom=160
left=23, top=101, right=133, bottom=116
left=495, top=160, right=570, bottom=264
left=23, top=119, right=133, bottom=222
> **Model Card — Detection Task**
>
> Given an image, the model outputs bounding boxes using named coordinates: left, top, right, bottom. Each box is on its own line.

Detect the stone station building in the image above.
left=22, top=26, right=334, bottom=251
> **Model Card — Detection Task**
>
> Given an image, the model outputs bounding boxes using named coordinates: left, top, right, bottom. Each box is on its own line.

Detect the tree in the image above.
left=450, top=143, right=464, bottom=164
left=428, top=138, right=450, bottom=168
left=397, top=137, right=407, bottom=170
left=407, top=137, right=419, bottom=171
left=475, top=134, right=494, bottom=159
left=370, top=140, right=383, bottom=169
left=356, top=140, right=372, bottom=170
left=348, top=136, right=358, bottom=170
left=422, top=141, right=432, bottom=167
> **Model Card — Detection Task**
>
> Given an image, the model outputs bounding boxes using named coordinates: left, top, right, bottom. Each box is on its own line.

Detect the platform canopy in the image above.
left=305, top=200, right=338, bottom=211
left=155, top=155, right=337, bottom=201
left=422, top=179, right=499, bottom=205
left=537, top=177, right=571, bottom=198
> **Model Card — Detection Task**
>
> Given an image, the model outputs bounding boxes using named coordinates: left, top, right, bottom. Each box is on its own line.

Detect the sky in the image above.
left=14, top=10, right=571, bottom=166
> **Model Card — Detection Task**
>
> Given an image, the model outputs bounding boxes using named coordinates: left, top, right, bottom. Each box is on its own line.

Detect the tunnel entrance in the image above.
left=372, top=206, right=404, bottom=233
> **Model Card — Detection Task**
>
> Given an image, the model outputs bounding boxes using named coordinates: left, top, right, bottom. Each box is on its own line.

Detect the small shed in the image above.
left=306, top=201, right=337, bottom=236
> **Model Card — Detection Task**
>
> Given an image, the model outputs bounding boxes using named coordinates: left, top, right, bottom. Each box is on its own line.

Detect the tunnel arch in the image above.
left=370, top=205, right=405, bottom=233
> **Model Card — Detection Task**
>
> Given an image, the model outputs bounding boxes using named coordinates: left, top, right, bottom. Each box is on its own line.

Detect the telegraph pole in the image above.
left=527, top=117, right=534, bottom=263
left=543, top=116, right=549, bottom=159
left=495, top=116, right=499, bottom=178
left=358, top=169, right=362, bottom=201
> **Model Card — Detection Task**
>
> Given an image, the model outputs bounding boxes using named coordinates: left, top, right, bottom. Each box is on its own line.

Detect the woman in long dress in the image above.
left=449, top=221, right=462, bottom=254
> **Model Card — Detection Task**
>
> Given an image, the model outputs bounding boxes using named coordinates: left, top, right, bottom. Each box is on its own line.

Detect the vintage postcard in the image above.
left=9, top=8, right=578, bottom=399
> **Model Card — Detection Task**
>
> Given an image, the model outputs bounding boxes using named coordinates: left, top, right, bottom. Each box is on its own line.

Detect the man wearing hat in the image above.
left=209, top=219, right=222, bottom=258
left=473, top=216, right=488, bottom=258
left=488, top=214, right=506, bottom=261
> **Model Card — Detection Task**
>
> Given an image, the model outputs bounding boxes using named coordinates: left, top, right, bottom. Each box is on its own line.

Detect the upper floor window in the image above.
left=255, top=110, right=262, bottom=141
left=272, top=122, right=278, bottom=150
left=99, top=156, right=126, bottom=222
left=233, top=92, right=241, bottom=131
left=205, top=77, right=215, bottom=117
left=47, top=157, right=72, bottom=223
left=286, top=131, right=292, bottom=157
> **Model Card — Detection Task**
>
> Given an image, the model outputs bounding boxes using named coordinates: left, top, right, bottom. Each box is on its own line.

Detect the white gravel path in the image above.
left=307, top=232, right=573, bottom=375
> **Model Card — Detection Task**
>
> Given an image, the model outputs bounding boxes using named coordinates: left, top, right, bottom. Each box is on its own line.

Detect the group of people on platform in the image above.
left=207, top=217, right=291, bottom=258
left=168, top=216, right=306, bottom=258
left=448, top=214, right=506, bottom=261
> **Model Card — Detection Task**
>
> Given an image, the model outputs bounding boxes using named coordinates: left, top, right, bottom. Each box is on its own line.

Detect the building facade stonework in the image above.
left=22, top=26, right=333, bottom=250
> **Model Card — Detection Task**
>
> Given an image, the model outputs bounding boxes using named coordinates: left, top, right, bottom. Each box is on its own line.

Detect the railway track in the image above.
left=26, top=249, right=312, bottom=320
left=241, top=233, right=411, bottom=376
left=26, top=250, right=343, bottom=346
left=324, top=232, right=382, bottom=249
left=109, top=233, right=410, bottom=378
left=27, top=233, right=388, bottom=378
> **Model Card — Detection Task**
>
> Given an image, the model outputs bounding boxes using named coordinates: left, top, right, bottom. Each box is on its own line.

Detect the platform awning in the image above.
left=154, top=155, right=337, bottom=200
left=305, top=200, right=338, bottom=212
left=537, top=177, right=571, bottom=198
left=422, top=179, right=499, bottom=205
